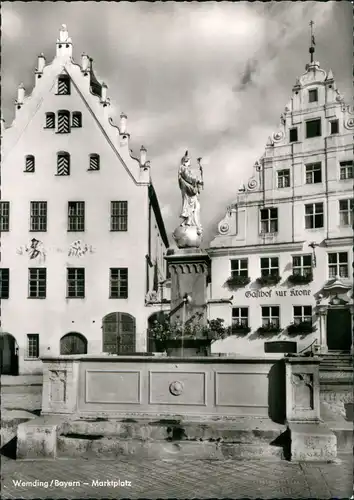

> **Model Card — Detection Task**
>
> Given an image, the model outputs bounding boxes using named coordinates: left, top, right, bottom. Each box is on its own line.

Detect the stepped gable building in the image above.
left=208, top=41, right=353, bottom=356
left=0, top=25, right=170, bottom=375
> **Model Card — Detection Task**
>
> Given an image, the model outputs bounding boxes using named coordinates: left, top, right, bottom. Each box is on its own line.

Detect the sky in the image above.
left=2, top=1, right=352, bottom=246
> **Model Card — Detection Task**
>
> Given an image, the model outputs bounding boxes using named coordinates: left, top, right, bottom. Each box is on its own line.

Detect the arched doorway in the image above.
left=102, top=313, right=136, bottom=354
left=147, top=311, right=169, bottom=352
left=60, top=332, right=88, bottom=355
left=0, top=334, right=19, bottom=375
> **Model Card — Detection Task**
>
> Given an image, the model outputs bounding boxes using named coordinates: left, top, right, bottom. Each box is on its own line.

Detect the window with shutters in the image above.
left=45, top=112, right=55, bottom=129
left=25, top=155, right=35, bottom=173
left=88, top=154, right=100, bottom=171
left=72, top=112, right=82, bottom=128
left=110, top=268, right=128, bottom=299
left=28, top=268, right=47, bottom=298
left=57, top=152, right=70, bottom=176
left=26, top=334, right=39, bottom=358
left=30, top=202, right=47, bottom=232
left=57, top=75, right=70, bottom=95
left=67, top=268, right=85, bottom=298
left=0, top=202, right=10, bottom=232
left=111, top=201, right=128, bottom=231
left=68, top=202, right=85, bottom=231
left=0, top=269, right=10, bottom=299
left=57, top=110, right=70, bottom=133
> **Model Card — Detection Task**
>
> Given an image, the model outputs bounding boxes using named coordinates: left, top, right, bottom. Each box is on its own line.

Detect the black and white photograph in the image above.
left=1, top=1, right=353, bottom=498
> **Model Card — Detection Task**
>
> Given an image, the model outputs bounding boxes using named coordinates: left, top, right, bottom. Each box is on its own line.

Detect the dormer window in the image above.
left=72, top=112, right=82, bottom=128
left=57, top=152, right=70, bottom=176
left=25, top=155, right=35, bottom=173
left=88, top=154, right=100, bottom=171
left=57, top=75, right=70, bottom=95
left=57, top=110, right=70, bottom=134
left=308, top=88, right=318, bottom=103
left=45, top=112, right=55, bottom=129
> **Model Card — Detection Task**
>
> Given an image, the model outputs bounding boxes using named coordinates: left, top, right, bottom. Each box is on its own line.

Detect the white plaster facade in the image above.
left=0, top=26, right=170, bottom=374
left=208, top=58, right=353, bottom=356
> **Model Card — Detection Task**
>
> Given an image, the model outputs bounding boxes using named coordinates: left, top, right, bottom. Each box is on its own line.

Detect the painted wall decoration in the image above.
left=17, top=238, right=46, bottom=261
left=68, top=240, right=94, bottom=257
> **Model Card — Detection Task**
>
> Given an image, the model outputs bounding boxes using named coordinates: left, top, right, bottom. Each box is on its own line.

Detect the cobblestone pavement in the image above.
left=1, top=455, right=353, bottom=499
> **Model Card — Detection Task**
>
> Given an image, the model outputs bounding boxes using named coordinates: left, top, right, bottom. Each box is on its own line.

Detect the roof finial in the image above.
left=309, top=20, right=315, bottom=64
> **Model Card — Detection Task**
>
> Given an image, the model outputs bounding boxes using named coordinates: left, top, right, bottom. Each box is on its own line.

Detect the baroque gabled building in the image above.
left=208, top=48, right=353, bottom=355
left=0, top=25, right=170, bottom=375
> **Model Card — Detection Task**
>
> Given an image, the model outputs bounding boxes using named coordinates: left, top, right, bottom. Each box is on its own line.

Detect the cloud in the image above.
left=1, top=1, right=352, bottom=246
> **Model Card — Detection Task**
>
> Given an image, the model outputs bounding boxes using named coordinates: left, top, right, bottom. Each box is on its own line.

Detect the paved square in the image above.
left=1, top=455, right=353, bottom=499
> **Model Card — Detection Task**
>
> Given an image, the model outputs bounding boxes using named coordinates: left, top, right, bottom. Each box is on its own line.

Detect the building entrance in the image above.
left=327, top=308, right=352, bottom=351
left=0, top=334, right=19, bottom=375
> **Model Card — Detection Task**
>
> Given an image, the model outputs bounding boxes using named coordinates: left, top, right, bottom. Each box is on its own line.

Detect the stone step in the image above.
left=57, top=436, right=285, bottom=461
left=57, top=418, right=288, bottom=460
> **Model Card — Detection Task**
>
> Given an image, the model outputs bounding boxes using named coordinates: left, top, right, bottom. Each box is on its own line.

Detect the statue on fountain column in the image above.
left=173, top=151, right=204, bottom=249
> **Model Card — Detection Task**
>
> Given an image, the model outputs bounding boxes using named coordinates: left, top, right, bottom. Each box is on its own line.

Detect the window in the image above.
left=30, top=202, right=47, bottom=231
left=305, top=162, right=322, bottom=184
left=292, top=255, right=312, bottom=276
left=260, top=257, right=279, bottom=277
left=339, top=199, right=354, bottom=226
left=0, top=202, right=10, bottom=232
left=72, top=112, right=82, bottom=128
left=57, top=75, right=70, bottom=95
left=277, top=169, right=290, bottom=188
left=111, top=201, right=128, bottom=231
left=232, top=308, right=248, bottom=329
left=340, top=161, right=353, bottom=180
left=25, top=155, right=35, bottom=173
left=45, top=112, right=55, bottom=129
left=261, top=306, right=280, bottom=328
left=306, top=119, right=321, bottom=138
left=330, top=119, right=339, bottom=135
left=110, top=268, right=128, bottom=299
left=28, top=268, right=46, bottom=298
left=68, top=202, right=85, bottom=231
left=260, top=208, right=278, bottom=233
left=89, top=154, right=100, bottom=171
left=305, top=203, right=324, bottom=229
left=328, top=252, right=348, bottom=278
left=289, top=128, right=298, bottom=143
left=67, top=268, right=85, bottom=298
left=57, top=152, right=70, bottom=176
left=293, top=306, right=312, bottom=325
left=0, top=269, right=10, bottom=299
left=26, top=334, right=39, bottom=359
left=231, top=259, right=248, bottom=277
left=57, top=110, right=70, bottom=133
left=308, top=89, right=318, bottom=103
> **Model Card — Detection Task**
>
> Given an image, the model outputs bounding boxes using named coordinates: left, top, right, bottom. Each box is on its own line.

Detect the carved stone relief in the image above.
left=292, top=373, right=314, bottom=410
left=169, top=380, right=184, bottom=396
left=49, top=370, right=67, bottom=402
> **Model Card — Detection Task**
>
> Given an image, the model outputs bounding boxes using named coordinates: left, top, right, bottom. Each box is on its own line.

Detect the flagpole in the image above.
left=309, top=20, right=315, bottom=63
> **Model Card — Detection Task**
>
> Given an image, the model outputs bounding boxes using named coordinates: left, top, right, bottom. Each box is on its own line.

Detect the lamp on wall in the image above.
left=308, top=242, right=319, bottom=268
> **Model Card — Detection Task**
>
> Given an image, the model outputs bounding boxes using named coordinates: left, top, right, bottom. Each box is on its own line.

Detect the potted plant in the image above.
left=225, top=275, right=251, bottom=289
left=256, top=274, right=281, bottom=287
left=287, top=273, right=313, bottom=285
left=287, top=321, right=316, bottom=335
left=231, top=323, right=251, bottom=334
left=257, top=323, right=282, bottom=335
left=147, top=313, right=231, bottom=356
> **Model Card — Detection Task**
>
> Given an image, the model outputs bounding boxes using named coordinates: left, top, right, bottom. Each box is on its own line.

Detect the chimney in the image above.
left=101, top=83, right=108, bottom=103
left=36, top=53, right=46, bottom=74
left=81, top=53, right=90, bottom=74
left=120, top=113, right=127, bottom=134
left=140, top=146, right=147, bottom=166
left=16, top=83, right=25, bottom=109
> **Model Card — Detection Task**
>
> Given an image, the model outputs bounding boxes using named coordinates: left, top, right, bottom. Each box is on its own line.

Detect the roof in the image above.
left=148, top=183, right=169, bottom=248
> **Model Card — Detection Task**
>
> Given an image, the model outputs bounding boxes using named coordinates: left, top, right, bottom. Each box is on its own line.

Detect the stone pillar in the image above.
left=166, top=249, right=210, bottom=327
left=317, top=307, right=328, bottom=354
left=285, top=356, right=337, bottom=461
left=41, top=357, right=79, bottom=415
